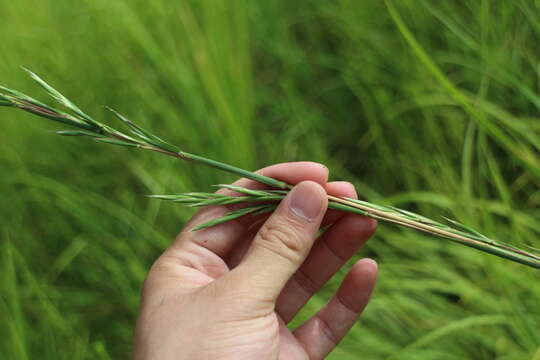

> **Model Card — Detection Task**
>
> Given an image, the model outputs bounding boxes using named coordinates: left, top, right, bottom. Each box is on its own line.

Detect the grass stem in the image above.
left=2, top=70, right=539, bottom=270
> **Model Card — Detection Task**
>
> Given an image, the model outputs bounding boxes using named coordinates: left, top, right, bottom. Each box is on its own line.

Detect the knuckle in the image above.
left=256, top=220, right=307, bottom=264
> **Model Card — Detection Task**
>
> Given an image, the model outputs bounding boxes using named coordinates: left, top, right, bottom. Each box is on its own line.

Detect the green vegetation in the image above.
left=1, top=0, right=539, bottom=358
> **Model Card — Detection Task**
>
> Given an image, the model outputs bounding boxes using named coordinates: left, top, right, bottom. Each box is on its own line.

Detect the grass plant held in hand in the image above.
left=2, top=70, right=539, bottom=270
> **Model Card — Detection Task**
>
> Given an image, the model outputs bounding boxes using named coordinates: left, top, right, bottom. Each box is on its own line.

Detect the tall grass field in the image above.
left=1, top=1, right=539, bottom=359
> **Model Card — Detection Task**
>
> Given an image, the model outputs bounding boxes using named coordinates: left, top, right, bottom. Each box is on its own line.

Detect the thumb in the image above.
left=231, top=180, right=327, bottom=303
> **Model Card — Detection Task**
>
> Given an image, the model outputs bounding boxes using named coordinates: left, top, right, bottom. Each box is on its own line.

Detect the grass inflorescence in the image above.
left=1, top=70, right=540, bottom=270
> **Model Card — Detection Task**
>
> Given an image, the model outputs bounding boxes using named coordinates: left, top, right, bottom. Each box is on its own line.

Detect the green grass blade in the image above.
left=56, top=130, right=105, bottom=138
left=190, top=205, right=268, bottom=231
left=93, top=138, right=140, bottom=148
left=23, top=68, right=98, bottom=126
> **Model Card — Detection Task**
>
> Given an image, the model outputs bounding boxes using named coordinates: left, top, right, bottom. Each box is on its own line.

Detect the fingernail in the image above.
left=289, top=181, right=325, bottom=222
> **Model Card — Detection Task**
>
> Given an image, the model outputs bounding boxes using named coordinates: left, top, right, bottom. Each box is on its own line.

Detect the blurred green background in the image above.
left=1, top=0, right=539, bottom=359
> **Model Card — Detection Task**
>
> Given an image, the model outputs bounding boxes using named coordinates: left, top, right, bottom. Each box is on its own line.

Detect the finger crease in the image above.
left=316, top=315, right=340, bottom=347
left=321, top=237, right=350, bottom=263
left=336, top=292, right=360, bottom=315
left=293, top=268, right=319, bottom=296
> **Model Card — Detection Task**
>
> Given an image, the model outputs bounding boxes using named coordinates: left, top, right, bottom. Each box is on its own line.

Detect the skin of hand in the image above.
left=134, top=162, right=378, bottom=360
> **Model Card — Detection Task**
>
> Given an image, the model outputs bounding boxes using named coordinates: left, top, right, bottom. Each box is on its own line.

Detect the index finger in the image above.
left=217, top=161, right=328, bottom=195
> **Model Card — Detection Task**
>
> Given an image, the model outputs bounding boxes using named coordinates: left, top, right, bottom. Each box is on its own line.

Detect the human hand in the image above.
left=134, top=162, right=378, bottom=360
